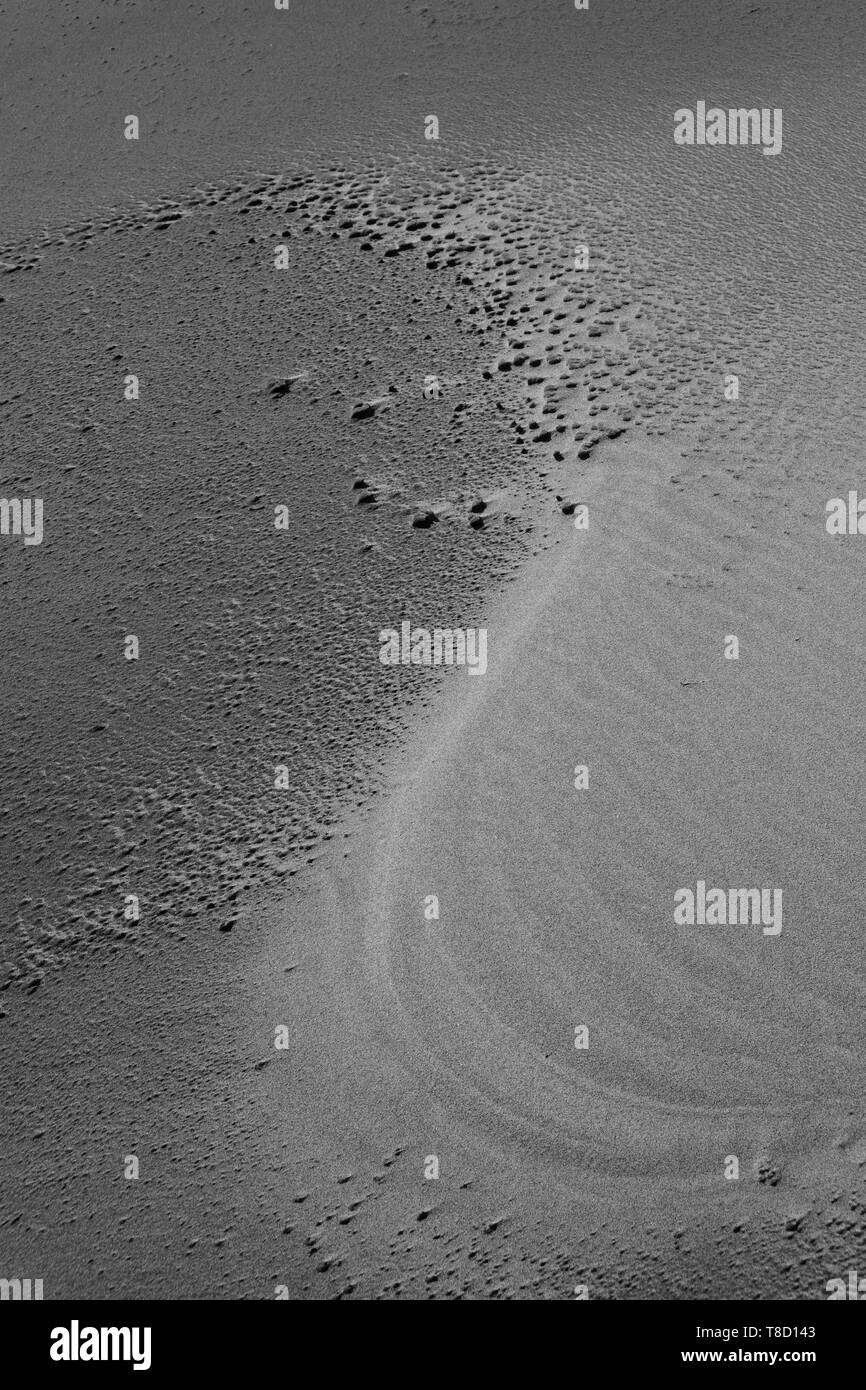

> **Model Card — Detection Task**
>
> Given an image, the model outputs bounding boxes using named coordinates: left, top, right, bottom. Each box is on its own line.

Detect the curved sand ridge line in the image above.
left=298, top=435, right=864, bottom=1211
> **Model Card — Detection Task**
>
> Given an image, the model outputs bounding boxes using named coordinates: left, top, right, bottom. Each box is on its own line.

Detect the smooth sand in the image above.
left=242, top=433, right=865, bottom=1296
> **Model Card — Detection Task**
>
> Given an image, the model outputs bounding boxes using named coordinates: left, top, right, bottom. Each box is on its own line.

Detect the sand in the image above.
left=0, top=0, right=864, bottom=1300
left=238, top=434, right=865, bottom=1297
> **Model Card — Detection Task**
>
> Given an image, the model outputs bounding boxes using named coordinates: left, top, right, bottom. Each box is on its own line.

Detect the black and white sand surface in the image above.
left=0, top=0, right=864, bottom=1302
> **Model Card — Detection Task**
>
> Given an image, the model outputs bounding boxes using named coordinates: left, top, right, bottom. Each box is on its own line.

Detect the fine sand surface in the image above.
left=3, top=428, right=861, bottom=1295
left=4, top=431, right=862, bottom=1300
left=239, top=433, right=865, bottom=1297
left=1, top=0, right=865, bottom=1301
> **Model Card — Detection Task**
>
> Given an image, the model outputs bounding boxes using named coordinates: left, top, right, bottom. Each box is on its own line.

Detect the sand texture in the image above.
left=0, top=0, right=863, bottom=1300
